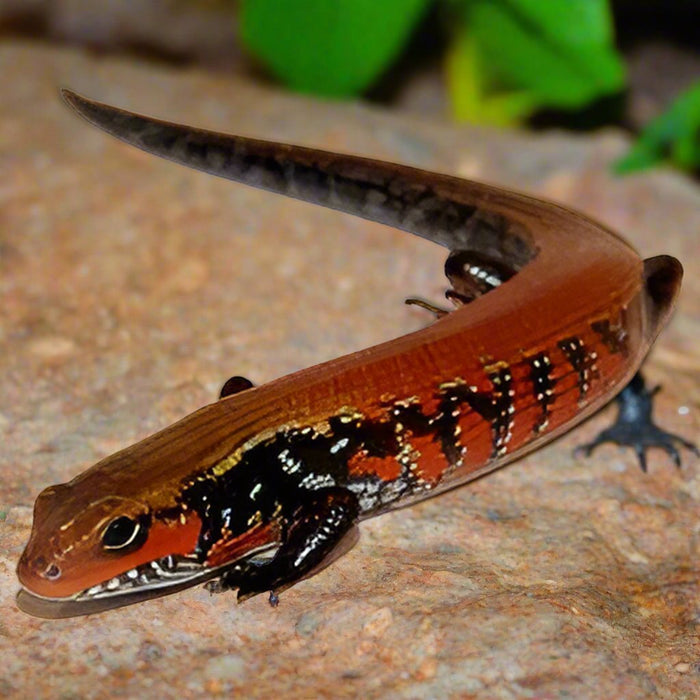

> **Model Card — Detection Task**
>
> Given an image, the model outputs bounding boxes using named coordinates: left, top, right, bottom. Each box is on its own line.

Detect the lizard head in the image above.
left=17, top=475, right=204, bottom=617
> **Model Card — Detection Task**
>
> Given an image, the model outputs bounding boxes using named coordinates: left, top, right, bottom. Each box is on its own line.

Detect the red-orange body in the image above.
left=16, top=91, right=692, bottom=618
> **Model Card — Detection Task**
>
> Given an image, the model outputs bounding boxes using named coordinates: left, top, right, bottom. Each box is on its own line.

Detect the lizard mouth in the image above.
left=16, top=546, right=278, bottom=619
left=75, top=553, right=206, bottom=599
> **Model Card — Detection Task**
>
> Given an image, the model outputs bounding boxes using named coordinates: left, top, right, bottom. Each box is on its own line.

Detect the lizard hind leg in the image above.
left=405, top=249, right=519, bottom=319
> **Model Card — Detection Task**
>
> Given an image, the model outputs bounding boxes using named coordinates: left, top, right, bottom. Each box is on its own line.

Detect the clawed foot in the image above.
left=575, top=373, right=698, bottom=472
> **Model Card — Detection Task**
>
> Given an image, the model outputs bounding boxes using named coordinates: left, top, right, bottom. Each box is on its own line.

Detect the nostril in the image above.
left=43, top=564, right=61, bottom=580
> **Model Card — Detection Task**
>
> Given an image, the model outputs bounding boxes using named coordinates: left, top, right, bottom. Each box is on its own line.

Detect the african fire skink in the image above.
left=16, top=90, right=697, bottom=618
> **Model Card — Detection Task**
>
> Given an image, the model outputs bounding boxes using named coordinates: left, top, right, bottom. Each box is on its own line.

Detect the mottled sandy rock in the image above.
left=0, top=41, right=698, bottom=699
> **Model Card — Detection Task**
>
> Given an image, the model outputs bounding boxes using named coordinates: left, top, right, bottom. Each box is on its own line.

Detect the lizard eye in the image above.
left=102, top=516, right=143, bottom=550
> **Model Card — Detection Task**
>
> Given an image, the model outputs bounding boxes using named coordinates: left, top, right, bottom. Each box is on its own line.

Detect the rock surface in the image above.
left=0, top=41, right=698, bottom=699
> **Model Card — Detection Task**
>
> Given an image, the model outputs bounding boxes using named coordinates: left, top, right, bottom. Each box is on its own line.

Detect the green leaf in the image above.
left=615, top=82, right=700, bottom=173
left=448, top=0, right=625, bottom=119
left=447, top=23, right=537, bottom=125
left=240, top=0, right=429, bottom=97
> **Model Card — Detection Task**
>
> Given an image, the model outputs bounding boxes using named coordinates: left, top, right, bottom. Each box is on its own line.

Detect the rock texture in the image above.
left=0, top=41, right=698, bottom=699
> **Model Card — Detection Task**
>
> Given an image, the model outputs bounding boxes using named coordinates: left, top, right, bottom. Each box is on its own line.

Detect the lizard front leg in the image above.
left=208, top=487, right=360, bottom=602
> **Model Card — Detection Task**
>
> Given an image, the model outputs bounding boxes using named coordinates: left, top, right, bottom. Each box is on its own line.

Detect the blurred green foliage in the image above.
left=238, top=0, right=699, bottom=172
left=614, top=82, right=700, bottom=173
left=240, top=0, right=430, bottom=96
left=447, top=0, right=625, bottom=124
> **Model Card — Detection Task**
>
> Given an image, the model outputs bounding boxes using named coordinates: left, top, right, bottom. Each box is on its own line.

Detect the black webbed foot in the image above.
left=205, top=488, right=359, bottom=602
left=575, top=372, right=698, bottom=472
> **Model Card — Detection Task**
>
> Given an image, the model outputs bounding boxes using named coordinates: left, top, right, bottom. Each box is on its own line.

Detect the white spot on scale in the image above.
left=299, top=472, right=336, bottom=490
left=330, top=437, right=349, bottom=454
